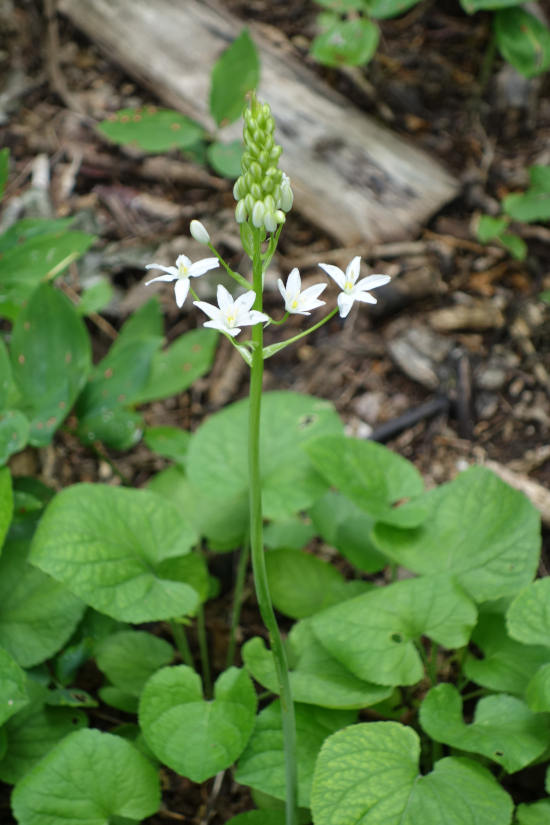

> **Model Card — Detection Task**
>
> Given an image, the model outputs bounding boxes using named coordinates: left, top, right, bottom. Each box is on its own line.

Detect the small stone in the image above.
left=476, top=391, right=499, bottom=420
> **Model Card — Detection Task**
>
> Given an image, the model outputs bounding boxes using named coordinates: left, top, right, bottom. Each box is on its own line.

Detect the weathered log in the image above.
left=58, top=0, right=461, bottom=245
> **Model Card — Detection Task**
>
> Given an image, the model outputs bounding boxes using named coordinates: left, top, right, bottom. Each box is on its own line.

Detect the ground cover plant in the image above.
left=1, top=63, right=550, bottom=825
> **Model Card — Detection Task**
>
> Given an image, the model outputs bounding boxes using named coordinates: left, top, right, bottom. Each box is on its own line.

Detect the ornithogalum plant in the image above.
left=146, top=92, right=390, bottom=825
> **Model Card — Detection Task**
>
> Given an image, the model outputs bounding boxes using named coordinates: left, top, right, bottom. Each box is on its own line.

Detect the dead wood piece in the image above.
left=484, top=460, right=550, bottom=528
left=428, top=301, right=505, bottom=332
left=139, top=156, right=227, bottom=190
left=507, top=444, right=550, bottom=474
left=208, top=348, right=248, bottom=407
left=57, top=0, right=460, bottom=245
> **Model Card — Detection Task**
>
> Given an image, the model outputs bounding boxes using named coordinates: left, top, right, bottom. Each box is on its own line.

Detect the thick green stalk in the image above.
left=249, top=227, right=298, bottom=825
left=170, top=620, right=194, bottom=670
left=196, top=605, right=212, bottom=699
left=226, top=533, right=250, bottom=669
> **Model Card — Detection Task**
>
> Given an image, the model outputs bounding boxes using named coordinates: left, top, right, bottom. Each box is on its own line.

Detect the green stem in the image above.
left=461, top=688, right=489, bottom=702
left=428, top=640, right=438, bottom=687
left=432, top=739, right=443, bottom=766
left=268, top=311, right=290, bottom=326
left=249, top=226, right=298, bottom=825
left=170, top=620, right=194, bottom=669
left=207, top=242, right=252, bottom=291
left=226, top=533, right=250, bottom=669
left=196, top=606, right=212, bottom=699
left=263, top=307, right=339, bottom=359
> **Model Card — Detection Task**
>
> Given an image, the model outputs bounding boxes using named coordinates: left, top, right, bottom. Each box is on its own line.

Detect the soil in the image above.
left=1, top=0, right=550, bottom=821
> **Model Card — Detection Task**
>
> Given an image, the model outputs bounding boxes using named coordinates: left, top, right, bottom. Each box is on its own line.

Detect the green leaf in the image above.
left=311, top=18, right=380, bottom=67
left=507, top=578, right=550, bottom=647
left=77, top=278, right=114, bottom=316
left=44, top=687, right=98, bottom=708
left=235, top=701, right=356, bottom=807
left=503, top=188, right=550, bottom=223
left=0, top=231, right=95, bottom=320
left=0, top=538, right=85, bottom=668
left=516, top=800, right=550, bottom=825
left=210, top=29, right=260, bottom=126
left=30, top=484, right=199, bottom=623
left=111, top=722, right=160, bottom=767
left=263, top=518, right=315, bottom=550
left=309, top=491, right=388, bottom=572
left=0, top=465, right=13, bottom=550
left=369, top=0, right=422, bottom=20
left=311, top=722, right=513, bottom=825
left=98, top=106, right=204, bottom=152
left=207, top=140, right=245, bottom=178
left=464, top=613, right=550, bottom=694
left=77, top=406, right=145, bottom=451
left=156, top=552, right=210, bottom=602
left=0, top=336, right=12, bottom=410
left=0, top=217, right=75, bottom=254
left=139, top=665, right=257, bottom=783
left=499, top=232, right=527, bottom=261
left=420, top=683, right=548, bottom=773
left=144, top=426, right=191, bottom=467
left=529, top=166, right=550, bottom=190
left=10, top=284, right=91, bottom=446
left=460, top=0, right=521, bottom=13
left=116, top=296, right=163, bottom=344
left=0, top=146, right=9, bottom=198
left=243, top=626, right=392, bottom=709
left=99, top=686, right=139, bottom=713
left=149, top=465, right=249, bottom=551
left=525, top=662, right=550, bottom=712
left=311, top=574, right=477, bottom=686
left=188, top=392, right=343, bottom=521
left=265, top=548, right=370, bottom=619
left=0, top=681, right=88, bottom=784
left=131, top=328, right=218, bottom=405
left=495, top=8, right=550, bottom=79
left=373, top=467, right=541, bottom=602
left=305, top=435, right=426, bottom=528
left=314, top=0, right=366, bottom=10
left=226, top=813, right=286, bottom=825
left=54, top=638, right=95, bottom=685
left=0, top=409, right=30, bottom=466
left=96, top=630, right=174, bottom=696
left=11, top=727, right=161, bottom=824
left=0, top=646, right=28, bottom=725
left=476, top=214, right=509, bottom=244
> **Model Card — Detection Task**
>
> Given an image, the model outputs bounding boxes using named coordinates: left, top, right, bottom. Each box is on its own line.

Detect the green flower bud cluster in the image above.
left=233, top=96, right=293, bottom=233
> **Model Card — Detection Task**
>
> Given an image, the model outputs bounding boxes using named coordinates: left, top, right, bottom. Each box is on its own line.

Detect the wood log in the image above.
left=58, top=0, right=461, bottom=245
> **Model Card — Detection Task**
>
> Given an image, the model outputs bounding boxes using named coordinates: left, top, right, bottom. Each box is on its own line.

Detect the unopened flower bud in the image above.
left=250, top=161, right=263, bottom=181
left=190, top=220, right=210, bottom=244
left=264, top=211, right=277, bottom=233
left=245, top=193, right=255, bottom=213
left=269, top=145, right=283, bottom=161
left=275, top=210, right=285, bottom=223
left=235, top=199, right=248, bottom=223
left=258, top=151, right=269, bottom=167
left=252, top=200, right=267, bottom=228
left=262, top=177, right=274, bottom=194
left=281, top=185, right=293, bottom=212
left=263, top=194, right=275, bottom=213
left=233, top=180, right=242, bottom=201
left=250, top=183, right=262, bottom=200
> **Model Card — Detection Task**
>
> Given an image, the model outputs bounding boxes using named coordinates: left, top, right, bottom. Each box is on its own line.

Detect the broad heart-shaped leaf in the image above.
left=305, top=435, right=426, bottom=528
left=77, top=406, right=145, bottom=451
left=507, top=578, right=550, bottom=647
left=311, top=573, right=477, bottom=686
left=30, top=484, right=199, bottom=623
left=130, top=328, right=218, bottom=405
left=0, top=465, right=13, bottom=550
left=526, top=662, right=550, bottom=712
left=99, top=686, right=139, bottom=713
left=95, top=631, right=174, bottom=696
left=311, top=17, right=380, bottom=67
left=243, top=624, right=392, bottom=709
left=188, top=393, right=343, bottom=521
left=0, top=230, right=95, bottom=320
left=464, top=613, right=550, bottom=694
left=210, top=29, right=260, bottom=126
left=265, top=548, right=371, bottom=619
left=11, top=728, right=160, bottom=824
left=0, top=681, right=88, bottom=784
left=10, top=284, right=91, bottom=447
left=264, top=518, right=316, bottom=550
left=309, top=490, right=388, bottom=573
left=373, top=467, right=540, bottom=603
left=148, top=465, right=249, bottom=551
left=116, top=296, right=163, bottom=342
left=420, top=684, right=549, bottom=773
left=144, top=426, right=191, bottom=467
left=495, top=8, right=550, bottom=79
left=311, top=722, right=513, bottom=825
left=0, top=218, right=75, bottom=255
left=98, top=106, right=204, bottom=152
left=517, top=800, right=550, bottom=825
left=0, top=646, right=28, bottom=725
left=207, top=140, right=244, bottom=179
left=0, top=538, right=85, bottom=668
left=236, top=700, right=356, bottom=807
left=139, top=665, right=257, bottom=783
left=0, top=409, right=30, bottom=466
left=368, top=0, right=422, bottom=18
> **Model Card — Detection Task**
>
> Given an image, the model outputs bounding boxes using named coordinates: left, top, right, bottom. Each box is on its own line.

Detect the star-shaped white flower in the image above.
left=319, top=256, right=391, bottom=318
left=278, top=268, right=326, bottom=316
left=145, top=254, right=219, bottom=307
left=194, top=285, right=269, bottom=338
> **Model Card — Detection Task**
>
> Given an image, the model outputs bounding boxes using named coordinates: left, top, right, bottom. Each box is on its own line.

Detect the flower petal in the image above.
left=355, top=274, right=391, bottom=292
left=345, top=256, right=362, bottom=286
left=300, top=283, right=327, bottom=301
left=247, top=310, right=270, bottom=325
left=337, top=292, right=355, bottom=318
left=318, top=263, right=346, bottom=290
left=353, top=290, right=377, bottom=305
left=145, top=263, right=179, bottom=276
left=234, top=289, right=257, bottom=314
left=203, top=320, right=240, bottom=337
left=301, top=298, right=325, bottom=313
left=277, top=278, right=287, bottom=302
left=144, top=273, right=179, bottom=285
left=188, top=258, right=219, bottom=278
left=174, top=279, right=190, bottom=308
left=193, top=300, right=222, bottom=322
left=217, top=284, right=233, bottom=312
left=175, top=254, right=192, bottom=270
left=287, top=268, right=301, bottom=296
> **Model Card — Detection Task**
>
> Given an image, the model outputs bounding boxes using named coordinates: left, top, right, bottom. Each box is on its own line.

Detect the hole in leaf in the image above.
left=494, top=750, right=504, bottom=757
left=390, top=632, right=404, bottom=645
left=298, top=413, right=318, bottom=430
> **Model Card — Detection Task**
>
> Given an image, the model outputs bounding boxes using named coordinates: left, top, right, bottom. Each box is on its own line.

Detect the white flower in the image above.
left=319, top=256, right=391, bottom=318
left=145, top=254, right=219, bottom=308
left=190, top=220, right=210, bottom=244
left=194, top=285, right=269, bottom=338
left=278, top=268, right=326, bottom=316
